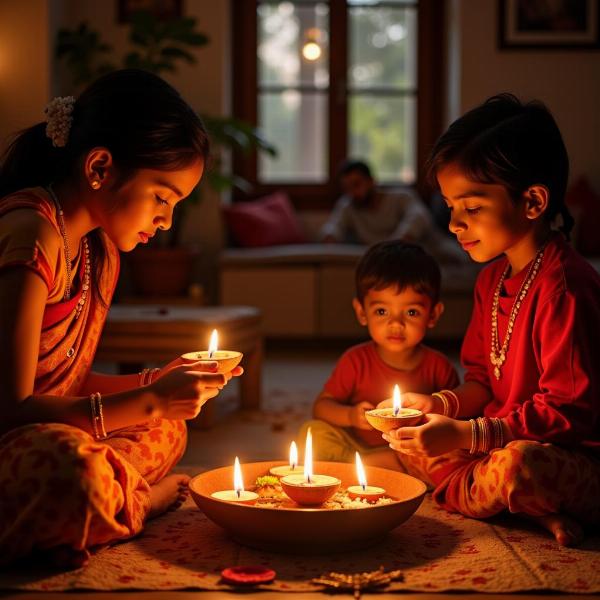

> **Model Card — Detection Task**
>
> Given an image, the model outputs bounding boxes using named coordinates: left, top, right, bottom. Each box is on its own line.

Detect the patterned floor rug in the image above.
left=2, top=491, right=600, bottom=593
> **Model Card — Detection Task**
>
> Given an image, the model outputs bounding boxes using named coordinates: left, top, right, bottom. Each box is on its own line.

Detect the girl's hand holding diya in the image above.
left=383, top=413, right=473, bottom=458
left=153, top=355, right=244, bottom=385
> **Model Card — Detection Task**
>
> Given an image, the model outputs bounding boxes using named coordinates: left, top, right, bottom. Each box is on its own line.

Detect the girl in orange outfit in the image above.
left=379, top=94, right=600, bottom=547
left=0, top=70, right=241, bottom=567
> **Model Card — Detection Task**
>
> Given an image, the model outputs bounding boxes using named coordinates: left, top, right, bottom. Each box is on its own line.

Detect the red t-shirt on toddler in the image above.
left=323, top=341, right=460, bottom=446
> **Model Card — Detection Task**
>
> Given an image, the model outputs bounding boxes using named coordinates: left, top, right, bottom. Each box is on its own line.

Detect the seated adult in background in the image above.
left=320, top=159, right=465, bottom=264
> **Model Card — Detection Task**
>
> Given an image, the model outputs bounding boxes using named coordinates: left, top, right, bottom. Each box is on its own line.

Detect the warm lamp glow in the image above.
left=233, top=456, right=244, bottom=496
left=290, top=441, right=298, bottom=469
left=208, top=329, right=218, bottom=358
left=355, top=452, right=367, bottom=490
left=303, top=427, right=313, bottom=483
left=302, top=41, right=321, bottom=61
left=393, top=385, right=401, bottom=416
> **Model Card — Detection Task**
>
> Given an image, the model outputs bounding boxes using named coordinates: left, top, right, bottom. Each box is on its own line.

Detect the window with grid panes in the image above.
left=232, top=0, right=443, bottom=208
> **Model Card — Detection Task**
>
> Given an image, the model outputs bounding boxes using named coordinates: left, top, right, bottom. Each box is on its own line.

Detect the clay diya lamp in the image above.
left=211, top=457, right=258, bottom=505
left=365, top=385, right=423, bottom=433
left=280, top=428, right=340, bottom=506
left=269, top=441, right=303, bottom=478
left=181, top=328, right=243, bottom=373
left=347, top=452, right=386, bottom=502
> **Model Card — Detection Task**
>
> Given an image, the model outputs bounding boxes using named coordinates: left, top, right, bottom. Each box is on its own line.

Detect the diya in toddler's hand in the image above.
left=280, top=428, right=340, bottom=506
left=182, top=329, right=243, bottom=374
left=365, top=385, right=423, bottom=433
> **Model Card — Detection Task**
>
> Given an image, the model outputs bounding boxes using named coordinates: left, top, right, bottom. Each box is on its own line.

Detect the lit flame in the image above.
left=208, top=329, right=218, bottom=358
left=355, top=452, right=367, bottom=491
left=290, top=441, right=298, bottom=470
left=393, top=384, right=401, bottom=416
left=303, top=427, right=313, bottom=483
left=233, top=456, right=244, bottom=498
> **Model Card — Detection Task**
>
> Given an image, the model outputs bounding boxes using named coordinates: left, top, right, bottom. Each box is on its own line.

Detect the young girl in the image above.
left=0, top=69, right=241, bottom=567
left=379, top=94, right=600, bottom=546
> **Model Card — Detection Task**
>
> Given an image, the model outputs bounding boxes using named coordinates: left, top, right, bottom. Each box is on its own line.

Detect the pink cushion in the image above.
left=223, top=192, right=306, bottom=247
left=566, top=177, right=600, bottom=256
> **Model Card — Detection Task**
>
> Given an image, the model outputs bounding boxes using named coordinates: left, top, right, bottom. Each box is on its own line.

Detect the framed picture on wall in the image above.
left=499, top=0, right=600, bottom=49
left=118, top=0, right=183, bottom=23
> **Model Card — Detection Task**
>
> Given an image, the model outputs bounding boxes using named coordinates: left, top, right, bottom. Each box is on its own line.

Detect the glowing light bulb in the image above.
left=302, top=41, right=321, bottom=61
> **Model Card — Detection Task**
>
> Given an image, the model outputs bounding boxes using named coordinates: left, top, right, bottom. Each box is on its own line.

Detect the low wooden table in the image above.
left=96, top=305, right=262, bottom=428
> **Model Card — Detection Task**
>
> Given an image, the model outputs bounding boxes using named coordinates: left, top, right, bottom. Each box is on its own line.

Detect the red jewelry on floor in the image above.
left=221, top=566, right=276, bottom=585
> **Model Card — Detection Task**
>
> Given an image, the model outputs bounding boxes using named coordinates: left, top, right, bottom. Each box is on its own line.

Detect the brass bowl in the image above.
left=189, top=461, right=427, bottom=554
left=181, top=350, right=243, bottom=374
left=365, top=408, right=423, bottom=433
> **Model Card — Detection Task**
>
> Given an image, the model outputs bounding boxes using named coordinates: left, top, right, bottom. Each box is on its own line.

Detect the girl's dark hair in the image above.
left=0, top=69, right=210, bottom=305
left=356, top=241, right=441, bottom=305
left=426, top=93, right=574, bottom=239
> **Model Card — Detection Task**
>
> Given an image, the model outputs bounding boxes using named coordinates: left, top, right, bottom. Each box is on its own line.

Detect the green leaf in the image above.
left=160, top=46, right=196, bottom=63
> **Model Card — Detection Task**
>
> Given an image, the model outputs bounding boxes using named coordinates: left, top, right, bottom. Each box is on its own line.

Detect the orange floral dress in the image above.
left=0, top=188, right=187, bottom=564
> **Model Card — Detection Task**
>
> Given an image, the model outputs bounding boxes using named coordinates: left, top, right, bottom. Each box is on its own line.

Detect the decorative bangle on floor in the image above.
left=90, top=392, right=107, bottom=440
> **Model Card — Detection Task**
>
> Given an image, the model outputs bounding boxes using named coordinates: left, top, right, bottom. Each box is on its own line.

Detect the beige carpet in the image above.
left=3, top=492, right=600, bottom=593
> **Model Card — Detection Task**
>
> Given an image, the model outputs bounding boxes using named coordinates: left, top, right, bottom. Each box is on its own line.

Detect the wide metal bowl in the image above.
left=189, top=460, right=427, bottom=554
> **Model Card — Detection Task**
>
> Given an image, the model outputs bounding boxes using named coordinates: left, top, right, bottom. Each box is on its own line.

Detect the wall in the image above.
left=1, top=0, right=598, bottom=289
left=51, top=0, right=230, bottom=298
left=0, top=0, right=52, bottom=146
left=447, top=0, right=600, bottom=189
left=54, top=0, right=231, bottom=299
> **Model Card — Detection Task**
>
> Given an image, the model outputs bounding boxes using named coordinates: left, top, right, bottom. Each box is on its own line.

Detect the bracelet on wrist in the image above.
left=139, top=367, right=161, bottom=387
left=431, top=389, right=460, bottom=418
left=469, top=416, right=504, bottom=454
left=89, top=392, right=107, bottom=440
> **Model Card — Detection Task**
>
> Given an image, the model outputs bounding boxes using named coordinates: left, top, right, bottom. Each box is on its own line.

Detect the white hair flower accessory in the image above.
left=44, top=96, right=76, bottom=148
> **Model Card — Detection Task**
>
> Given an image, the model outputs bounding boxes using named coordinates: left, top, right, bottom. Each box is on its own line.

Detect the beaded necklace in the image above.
left=489, top=242, right=547, bottom=380
left=47, top=185, right=91, bottom=320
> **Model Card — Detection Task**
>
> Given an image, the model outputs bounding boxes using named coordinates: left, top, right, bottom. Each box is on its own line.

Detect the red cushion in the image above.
left=223, top=192, right=306, bottom=247
left=566, top=177, right=600, bottom=256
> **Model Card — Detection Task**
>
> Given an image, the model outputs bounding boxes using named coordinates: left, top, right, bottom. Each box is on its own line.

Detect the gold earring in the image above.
left=91, top=180, right=101, bottom=190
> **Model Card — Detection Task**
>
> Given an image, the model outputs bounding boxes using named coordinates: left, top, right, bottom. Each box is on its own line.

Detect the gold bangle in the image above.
left=440, top=389, right=460, bottom=418
left=432, top=392, right=449, bottom=416
left=476, top=417, right=488, bottom=453
left=148, top=367, right=161, bottom=384
left=96, top=393, right=107, bottom=439
left=469, top=419, right=478, bottom=454
left=492, top=417, right=504, bottom=449
left=90, top=392, right=107, bottom=440
left=90, top=393, right=99, bottom=439
left=139, top=368, right=151, bottom=387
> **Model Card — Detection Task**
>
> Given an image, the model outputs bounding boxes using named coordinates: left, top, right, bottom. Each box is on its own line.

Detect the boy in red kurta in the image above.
left=300, top=242, right=459, bottom=468
left=379, top=93, right=600, bottom=546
